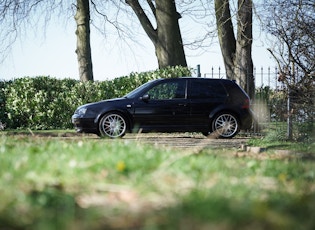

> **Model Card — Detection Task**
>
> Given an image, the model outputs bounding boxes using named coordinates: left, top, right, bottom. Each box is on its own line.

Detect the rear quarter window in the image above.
left=222, top=80, right=248, bottom=98
left=189, top=79, right=227, bottom=99
left=221, top=80, right=250, bottom=105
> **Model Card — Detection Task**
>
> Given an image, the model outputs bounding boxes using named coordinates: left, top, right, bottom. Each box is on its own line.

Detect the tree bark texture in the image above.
left=215, top=0, right=254, bottom=98
left=126, top=0, right=187, bottom=69
left=215, top=0, right=236, bottom=79
left=234, top=0, right=254, bottom=98
left=75, top=0, right=93, bottom=81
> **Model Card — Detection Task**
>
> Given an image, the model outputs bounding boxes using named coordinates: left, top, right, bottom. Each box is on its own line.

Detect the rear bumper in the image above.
left=240, top=109, right=254, bottom=130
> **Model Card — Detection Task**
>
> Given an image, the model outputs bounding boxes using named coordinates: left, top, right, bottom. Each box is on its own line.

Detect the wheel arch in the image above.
left=209, top=107, right=242, bottom=126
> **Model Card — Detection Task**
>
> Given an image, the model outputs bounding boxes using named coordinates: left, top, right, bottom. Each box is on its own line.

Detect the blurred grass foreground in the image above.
left=0, top=133, right=315, bottom=229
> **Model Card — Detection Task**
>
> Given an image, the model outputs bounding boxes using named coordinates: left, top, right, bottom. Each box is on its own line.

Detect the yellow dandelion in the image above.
left=116, top=161, right=126, bottom=172
left=278, top=173, right=287, bottom=182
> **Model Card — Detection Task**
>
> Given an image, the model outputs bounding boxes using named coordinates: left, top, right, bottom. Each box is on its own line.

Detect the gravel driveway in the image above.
left=6, top=131, right=250, bottom=150
left=123, top=133, right=250, bottom=150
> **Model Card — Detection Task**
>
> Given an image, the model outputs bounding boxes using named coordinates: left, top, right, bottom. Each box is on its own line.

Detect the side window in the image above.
left=190, top=80, right=226, bottom=99
left=146, top=80, right=186, bottom=100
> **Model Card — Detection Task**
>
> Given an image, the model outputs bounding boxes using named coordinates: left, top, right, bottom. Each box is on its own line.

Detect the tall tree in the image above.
left=215, top=0, right=254, bottom=98
left=125, top=0, right=187, bottom=68
left=75, top=0, right=93, bottom=81
left=0, top=0, right=94, bottom=81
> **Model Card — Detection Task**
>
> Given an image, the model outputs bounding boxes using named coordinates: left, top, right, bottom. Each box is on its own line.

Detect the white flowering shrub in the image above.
left=2, top=66, right=191, bottom=129
left=0, top=121, right=5, bottom=130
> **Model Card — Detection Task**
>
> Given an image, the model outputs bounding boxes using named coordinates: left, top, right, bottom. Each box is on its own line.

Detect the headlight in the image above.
left=76, top=107, right=87, bottom=115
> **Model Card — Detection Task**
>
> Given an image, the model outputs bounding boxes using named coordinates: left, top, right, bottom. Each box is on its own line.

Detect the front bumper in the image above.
left=71, top=115, right=98, bottom=134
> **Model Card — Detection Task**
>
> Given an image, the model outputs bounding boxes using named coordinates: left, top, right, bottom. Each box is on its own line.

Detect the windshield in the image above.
left=124, top=80, right=156, bottom=98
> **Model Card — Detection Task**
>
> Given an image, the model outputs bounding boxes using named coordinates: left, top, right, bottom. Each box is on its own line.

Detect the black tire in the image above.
left=211, top=112, right=240, bottom=138
left=98, top=112, right=127, bottom=138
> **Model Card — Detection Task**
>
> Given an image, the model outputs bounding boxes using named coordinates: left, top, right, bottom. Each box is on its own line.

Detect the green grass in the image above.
left=0, top=133, right=315, bottom=229
left=248, top=136, right=315, bottom=153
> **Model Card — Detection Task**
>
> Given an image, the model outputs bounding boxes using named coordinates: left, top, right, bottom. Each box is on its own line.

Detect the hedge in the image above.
left=0, top=66, right=191, bottom=130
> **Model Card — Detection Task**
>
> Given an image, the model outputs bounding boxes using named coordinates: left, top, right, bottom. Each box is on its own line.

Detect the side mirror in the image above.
left=141, top=94, right=150, bottom=102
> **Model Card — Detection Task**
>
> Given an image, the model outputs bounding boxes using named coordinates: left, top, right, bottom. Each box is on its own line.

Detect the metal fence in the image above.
left=201, top=66, right=280, bottom=88
left=195, top=66, right=314, bottom=141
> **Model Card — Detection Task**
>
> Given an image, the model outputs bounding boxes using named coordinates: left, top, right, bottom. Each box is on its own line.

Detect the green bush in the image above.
left=2, top=66, right=191, bottom=130
left=254, top=86, right=314, bottom=142
left=4, top=77, right=77, bottom=129
left=0, top=80, right=11, bottom=129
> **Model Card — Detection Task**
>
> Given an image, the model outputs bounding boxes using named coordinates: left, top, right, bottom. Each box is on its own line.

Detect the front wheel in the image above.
left=211, top=113, right=240, bottom=138
left=98, top=113, right=127, bottom=138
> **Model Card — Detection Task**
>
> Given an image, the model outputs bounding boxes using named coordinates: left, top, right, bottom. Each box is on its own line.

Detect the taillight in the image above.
left=242, top=98, right=250, bottom=109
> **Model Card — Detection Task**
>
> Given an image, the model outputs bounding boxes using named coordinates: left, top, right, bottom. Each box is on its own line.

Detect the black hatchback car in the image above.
left=72, top=77, right=252, bottom=138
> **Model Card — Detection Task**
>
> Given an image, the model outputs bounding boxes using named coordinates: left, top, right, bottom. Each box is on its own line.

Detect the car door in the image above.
left=132, top=79, right=189, bottom=131
left=187, top=79, right=227, bottom=129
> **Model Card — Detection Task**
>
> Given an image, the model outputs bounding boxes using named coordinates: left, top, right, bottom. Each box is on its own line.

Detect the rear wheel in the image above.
left=98, top=112, right=127, bottom=138
left=211, top=113, right=239, bottom=138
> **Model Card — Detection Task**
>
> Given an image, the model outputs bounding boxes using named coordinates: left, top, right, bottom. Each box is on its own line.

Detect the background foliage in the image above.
left=254, top=85, right=314, bottom=142
left=0, top=66, right=191, bottom=129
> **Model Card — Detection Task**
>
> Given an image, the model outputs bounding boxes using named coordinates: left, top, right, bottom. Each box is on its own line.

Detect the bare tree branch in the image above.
left=146, top=0, right=156, bottom=18
left=125, top=0, right=157, bottom=44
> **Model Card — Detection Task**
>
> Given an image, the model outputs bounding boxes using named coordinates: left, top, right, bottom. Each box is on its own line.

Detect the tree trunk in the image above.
left=126, top=0, right=187, bottom=69
left=155, top=0, right=187, bottom=68
left=234, top=0, right=254, bottom=98
left=214, top=0, right=236, bottom=79
left=75, top=0, right=93, bottom=81
left=215, top=0, right=254, bottom=98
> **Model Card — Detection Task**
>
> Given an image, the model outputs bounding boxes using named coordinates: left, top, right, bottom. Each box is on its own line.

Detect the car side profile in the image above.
left=72, top=77, right=253, bottom=138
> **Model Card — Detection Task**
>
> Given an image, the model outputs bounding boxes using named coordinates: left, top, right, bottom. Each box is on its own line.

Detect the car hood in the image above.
left=81, top=97, right=128, bottom=108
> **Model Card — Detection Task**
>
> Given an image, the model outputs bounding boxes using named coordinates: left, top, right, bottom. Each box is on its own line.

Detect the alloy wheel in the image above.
left=99, top=113, right=127, bottom=138
left=212, top=113, right=239, bottom=138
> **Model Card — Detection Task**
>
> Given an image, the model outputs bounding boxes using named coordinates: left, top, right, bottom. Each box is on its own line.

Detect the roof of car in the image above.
left=159, top=77, right=235, bottom=82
